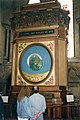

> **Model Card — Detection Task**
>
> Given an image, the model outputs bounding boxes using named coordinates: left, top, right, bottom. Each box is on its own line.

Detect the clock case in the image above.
left=11, top=1, right=69, bottom=87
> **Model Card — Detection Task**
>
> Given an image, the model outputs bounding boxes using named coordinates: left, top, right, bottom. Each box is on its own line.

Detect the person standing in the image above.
left=29, top=86, right=46, bottom=120
left=17, top=86, right=33, bottom=120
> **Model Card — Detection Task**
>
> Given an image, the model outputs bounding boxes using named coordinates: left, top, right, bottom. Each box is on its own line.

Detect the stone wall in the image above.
left=0, top=0, right=14, bottom=94
left=0, top=63, right=11, bottom=95
left=68, top=57, right=80, bottom=100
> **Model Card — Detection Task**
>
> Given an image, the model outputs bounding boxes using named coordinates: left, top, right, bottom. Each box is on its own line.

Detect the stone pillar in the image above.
left=0, top=2, right=4, bottom=64
left=74, top=0, right=80, bottom=57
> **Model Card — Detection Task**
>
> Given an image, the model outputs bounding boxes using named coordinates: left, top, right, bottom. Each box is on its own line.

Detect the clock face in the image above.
left=27, top=53, right=43, bottom=71
left=19, top=44, right=52, bottom=83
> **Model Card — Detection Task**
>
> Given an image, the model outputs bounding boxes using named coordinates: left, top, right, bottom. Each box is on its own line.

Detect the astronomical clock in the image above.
left=11, top=0, right=70, bottom=87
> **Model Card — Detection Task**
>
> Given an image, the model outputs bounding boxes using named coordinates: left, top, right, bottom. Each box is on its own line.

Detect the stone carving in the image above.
left=68, top=64, right=80, bottom=82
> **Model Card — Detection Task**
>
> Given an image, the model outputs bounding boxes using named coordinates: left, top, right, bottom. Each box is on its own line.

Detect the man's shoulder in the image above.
left=38, top=93, right=45, bottom=98
left=29, top=93, right=45, bottom=99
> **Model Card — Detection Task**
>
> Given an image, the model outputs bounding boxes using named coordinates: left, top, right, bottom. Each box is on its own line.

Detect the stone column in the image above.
left=73, top=0, right=80, bottom=57
left=0, top=2, right=4, bottom=64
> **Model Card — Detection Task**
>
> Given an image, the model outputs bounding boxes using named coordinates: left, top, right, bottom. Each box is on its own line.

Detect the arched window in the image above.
left=28, top=0, right=40, bottom=4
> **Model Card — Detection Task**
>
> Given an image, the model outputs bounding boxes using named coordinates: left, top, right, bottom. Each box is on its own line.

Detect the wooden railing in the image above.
left=4, top=101, right=80, bottom=120
left=44, top=103, right=80, bottom=120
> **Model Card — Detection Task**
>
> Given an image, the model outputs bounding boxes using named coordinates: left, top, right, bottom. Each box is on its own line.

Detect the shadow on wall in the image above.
left=6, top=74, right=11, bottom=95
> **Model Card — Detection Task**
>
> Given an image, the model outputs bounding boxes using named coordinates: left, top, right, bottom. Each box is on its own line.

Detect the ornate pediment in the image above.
left=11, top=1, right=70, bottom=30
